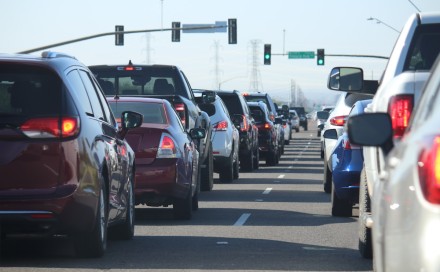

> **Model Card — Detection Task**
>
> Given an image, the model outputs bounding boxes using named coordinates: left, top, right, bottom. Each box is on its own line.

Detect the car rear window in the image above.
left=404, top=24, right=440, bottom=71
left=108, top=101, right=167, bottom=124
left=90, top=67, right=183, bottom=96
left=0, top=65, right=63, bottom=123
left=217, top=94, right=243, bottom=115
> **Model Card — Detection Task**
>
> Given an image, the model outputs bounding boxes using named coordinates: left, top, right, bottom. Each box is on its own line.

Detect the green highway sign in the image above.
left=288, top=51, right=315, bottom=59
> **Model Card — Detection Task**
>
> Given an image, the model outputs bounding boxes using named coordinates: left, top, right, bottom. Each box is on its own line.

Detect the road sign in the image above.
left=182, top=21, right=227, bottom=33
left=288, top=51, right=315, bottom=59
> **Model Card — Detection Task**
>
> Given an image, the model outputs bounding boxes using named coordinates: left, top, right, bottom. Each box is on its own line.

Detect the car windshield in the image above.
left=109, top=101, right=167, bottom=124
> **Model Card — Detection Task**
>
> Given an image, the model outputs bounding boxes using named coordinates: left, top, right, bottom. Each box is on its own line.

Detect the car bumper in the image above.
left=0, top=184, right=99, bottom=236
left=135, top=158, right=190, bottom=206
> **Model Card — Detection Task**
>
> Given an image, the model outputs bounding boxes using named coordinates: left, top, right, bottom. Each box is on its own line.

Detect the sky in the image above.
left=2, top=0, right=440, bottom=109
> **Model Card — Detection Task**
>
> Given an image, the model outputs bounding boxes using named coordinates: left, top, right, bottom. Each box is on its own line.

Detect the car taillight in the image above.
left=418, top=136, right=440, bottom=204
left=174, top=102, right=186, bottom=126
left=342, top=138, right=360, bottom=150
left=240, top=115, right=249, bottom=132
left=157, top=133, right=180, bottom=158
left=263, top=122, right=272, bottom=130
left=214, top=120, right=228, bottom=131
left=330, top=115, right=346, bottom=126
left=20, top=117, right=79, bottom=138
left=388, top=94, right=413, bottom=139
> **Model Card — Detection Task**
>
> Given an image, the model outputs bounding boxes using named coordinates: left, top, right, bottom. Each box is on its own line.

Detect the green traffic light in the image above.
left=318, top=59, right=324, bottom=65
left=265, top=54, right=270, bottom=60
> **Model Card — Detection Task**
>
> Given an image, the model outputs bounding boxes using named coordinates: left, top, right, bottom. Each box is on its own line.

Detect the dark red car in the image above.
left=107, top=97, right=205, bottom=220
left=0, top=52, right=142, bottom=257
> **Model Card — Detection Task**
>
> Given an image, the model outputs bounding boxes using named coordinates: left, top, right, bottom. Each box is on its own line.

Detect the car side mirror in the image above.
left=201, top=90, right=216, bottom=104
left=119, top=111, right=143, bottom=139
left=347, top=113, right=394, bottom=155
left=189, top=128, right=206, bottom=139
left=328, top=67, right=364, bottom=92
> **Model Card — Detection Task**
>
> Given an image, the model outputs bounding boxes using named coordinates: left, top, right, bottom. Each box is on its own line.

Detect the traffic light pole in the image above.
left=17, top=25, right=227, bottom=54
left=271, top=53, right=389, bottom=60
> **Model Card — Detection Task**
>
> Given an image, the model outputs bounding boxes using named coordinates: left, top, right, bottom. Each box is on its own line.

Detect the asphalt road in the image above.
left=0, top=125, right=373, bottom=272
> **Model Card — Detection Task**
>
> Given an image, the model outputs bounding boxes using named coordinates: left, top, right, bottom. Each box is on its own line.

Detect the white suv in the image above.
left=328, top=12, right=440, bottom=263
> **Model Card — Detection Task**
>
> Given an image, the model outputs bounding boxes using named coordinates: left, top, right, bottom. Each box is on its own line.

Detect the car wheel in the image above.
left=74, top=178, right=107, bottom=258
left=233, top=149, right=239, bottom=180
left=359, top=167, right=373, bottom=259
left=331, top=180, right=352, bottom=217
left=323, top=158, right=332, bottom=193
left=220, top=152, right=234, bottom=183
left=200, top=143, right=214, bottom=191
left=320, top=146, right=324, bottom=159
left=285, top=139, right=290, bottom=145
left=173, top=191, right=192, bottom=220
left=192, top=165, right=201, bottom=211
left=253, top=146, right=260, bottom=170
left=304, top=123, right=308, bottom=131
left=241, top=149, right=254, bottom=172
left=109, top=173, right=135, bottom=240
left=295, top=128, right=299, bottom=133
left=266, top=149, right=277, bottom=166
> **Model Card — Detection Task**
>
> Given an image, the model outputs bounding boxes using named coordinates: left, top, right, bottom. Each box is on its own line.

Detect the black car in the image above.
left=0, top=51, right=142, bottom=257
left=216, top=90, right=259, bottom=171
left=247, top=101, right=280, bottom=166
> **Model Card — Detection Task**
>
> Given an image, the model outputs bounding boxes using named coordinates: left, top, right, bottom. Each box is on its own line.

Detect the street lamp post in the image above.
left=367, top=17, right=400, bottom=34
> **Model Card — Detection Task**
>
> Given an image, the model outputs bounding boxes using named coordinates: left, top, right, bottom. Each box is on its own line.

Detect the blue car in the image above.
left=328, top=99, right=372, bottom=217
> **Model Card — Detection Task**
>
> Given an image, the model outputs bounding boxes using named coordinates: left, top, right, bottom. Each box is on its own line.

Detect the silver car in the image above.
left=195, top=91, right=240, bottom=183
left=348, top=56, right=440, bottom=272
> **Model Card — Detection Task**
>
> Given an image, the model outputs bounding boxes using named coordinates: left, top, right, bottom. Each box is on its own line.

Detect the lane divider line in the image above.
left=263, top=188, right=272, bottom=194
left=277, top=174, right=285, bottom=179
left=233, top=213, right=251, bottom=226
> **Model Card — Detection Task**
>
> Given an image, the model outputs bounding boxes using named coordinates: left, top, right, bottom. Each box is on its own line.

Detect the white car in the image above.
left=347, top=55, right=440, bottom=272
left=195, top=91, right=240, bottom=183
left=289, top=110, right=300, bottom=132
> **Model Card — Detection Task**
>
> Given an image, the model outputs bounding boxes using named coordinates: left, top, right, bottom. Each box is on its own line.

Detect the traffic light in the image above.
left=228, top=18, right=237, bottom=44
left=115, top=25, right=124, bottom=46
left=172, top=22, right=181, bottom=42
left=317, top=49, right=325, bottom=65
left=264, top=44, right=271, bottom=65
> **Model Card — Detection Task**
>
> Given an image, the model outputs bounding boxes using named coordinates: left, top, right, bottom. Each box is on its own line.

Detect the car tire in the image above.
left=241, top=149, right=254, bottom=172
left=74, top=178, right=107, bottom=258
left=285, top=139, right=290, bottom=145
left=220, top=151, right=234, bottom=183
left=331, top=180, right=352, bottom=217
left=192, top=165, right=201, bottom=211
left=253, top=146, right=260, bottom=170
left=173, top=191, right=192, bottom=220
left=200, top=143, right=214, bottom=191
left=108, top=173, right=135, bottom=240
left=233, top=149, right=239, bottom=180
left=266, top=149, right=277, bottom=166
left=359, top=167, right=373, bottom=259
left=304, top=123, right=308, bottom=131
left=295, top=127, right=299, bottom=133
left=323, top=158, right=332, bottom=194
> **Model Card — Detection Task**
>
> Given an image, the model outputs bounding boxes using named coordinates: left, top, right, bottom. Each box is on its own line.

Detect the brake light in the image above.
left=342, top=138, right=360, bottom=150
left=174, top=102, right=186, bottom=126
left=388, top=94, right=413, bottom=139
left=157, top=134, right=180, bottom=158
left=214, top=121, right=228, bottom=131
left=418, top=136, right=440, bottom=204
left=240, top=115, right=249, bottom=132
left=263, top=122, right=272, bottom=130
left=330, top=115, right=346, bottom=126
left=124, top=66, right=134, bottom=71
left=21, top=117, right=79, bottom=138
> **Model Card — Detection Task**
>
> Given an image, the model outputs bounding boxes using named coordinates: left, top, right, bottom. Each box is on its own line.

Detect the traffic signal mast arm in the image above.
left=17, top=25, right=228, bottom=54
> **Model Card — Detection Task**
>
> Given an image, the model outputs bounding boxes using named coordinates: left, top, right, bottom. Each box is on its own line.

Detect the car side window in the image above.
left=408, top=65, right=440, bottom=131
left=66, top=69, right=94, bottom=116
left=78, top=70, right=105, bottom=122
left=92, top=75, right=117, bottom=128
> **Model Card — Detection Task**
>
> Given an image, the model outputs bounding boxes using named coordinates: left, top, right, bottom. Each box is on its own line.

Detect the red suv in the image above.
left=0, top=52, right=142, bottom=257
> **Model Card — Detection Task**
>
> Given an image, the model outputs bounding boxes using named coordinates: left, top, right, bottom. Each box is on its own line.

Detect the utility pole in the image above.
left=249, top=39, right=262, bottom=92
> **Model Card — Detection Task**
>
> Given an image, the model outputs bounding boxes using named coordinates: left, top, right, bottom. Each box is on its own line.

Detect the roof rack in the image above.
left=41, top=51, right=76, bottom=59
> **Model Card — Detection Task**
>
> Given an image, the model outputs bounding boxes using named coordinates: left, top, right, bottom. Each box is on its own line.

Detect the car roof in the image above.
left=106, top=96, right=166, bottom=104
